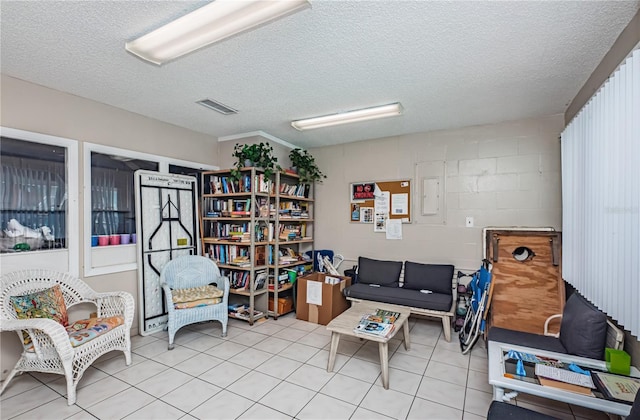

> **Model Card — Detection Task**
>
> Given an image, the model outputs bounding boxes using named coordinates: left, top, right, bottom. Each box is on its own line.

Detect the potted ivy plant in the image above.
left=231, top=142, right=279, bottom=180
left=288, top=148, right=326, bottom=183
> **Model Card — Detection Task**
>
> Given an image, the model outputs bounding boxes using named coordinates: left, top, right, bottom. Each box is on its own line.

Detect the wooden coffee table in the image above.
left=326, top=301, right=410, bottom=389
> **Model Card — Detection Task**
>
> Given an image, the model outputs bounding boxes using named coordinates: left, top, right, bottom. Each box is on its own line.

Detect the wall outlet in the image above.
left=465, top=216, right=474, bottom=227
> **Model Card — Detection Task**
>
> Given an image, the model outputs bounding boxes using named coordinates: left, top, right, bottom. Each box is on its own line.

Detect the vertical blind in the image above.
left=561, top=48, right=640, bottom=337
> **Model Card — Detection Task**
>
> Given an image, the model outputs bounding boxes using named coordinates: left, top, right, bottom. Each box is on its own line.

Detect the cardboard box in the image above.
left=296, top=273, right=351, bottom=325
left=269, top=296, right=294, bottom=314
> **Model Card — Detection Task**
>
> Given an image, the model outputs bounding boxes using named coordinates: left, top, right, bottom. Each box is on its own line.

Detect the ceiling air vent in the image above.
left=196, top=98, right=238, bottom=115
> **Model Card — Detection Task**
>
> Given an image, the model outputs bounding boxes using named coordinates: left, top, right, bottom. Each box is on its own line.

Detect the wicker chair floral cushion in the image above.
left=174, top=298, right=221, bottom=309
left=161, top=255, right=229, bottom=349
left=66, top=316, right=125, bottom=347
left=1, top=269, right=134, bottom=405
left=171, top=285, right=223, bottom=304
left=10, top=284, right=69, bottom=345
left=23, top=315, right=125, bottom=351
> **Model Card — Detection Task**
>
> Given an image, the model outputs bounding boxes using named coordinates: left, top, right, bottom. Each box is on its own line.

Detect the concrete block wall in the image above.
left=310, top=114, right=564, bottom=272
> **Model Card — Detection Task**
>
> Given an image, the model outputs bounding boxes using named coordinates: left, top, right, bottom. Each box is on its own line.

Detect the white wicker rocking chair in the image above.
left=160, top=255, right=229, bottom=349
left=0, top=269, right=134, bottom=405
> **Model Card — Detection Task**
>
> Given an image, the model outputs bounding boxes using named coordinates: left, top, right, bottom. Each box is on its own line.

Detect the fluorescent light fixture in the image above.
left=126, top=0, right=311, bottom=65
left=291, top=103, right=404, bottom=131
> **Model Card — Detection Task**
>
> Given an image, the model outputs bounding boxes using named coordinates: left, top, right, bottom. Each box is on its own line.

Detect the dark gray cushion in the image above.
left=559, top=293, right=607, bottom=360
left=487, top=401, right=560, bottom=420
left=343, top=283, right=452, bottom=312
left=488, top=327, right=568, bottom=355
left=357, top=257, right=402, bottom=287
left=403, top=262, right=454, bottom=294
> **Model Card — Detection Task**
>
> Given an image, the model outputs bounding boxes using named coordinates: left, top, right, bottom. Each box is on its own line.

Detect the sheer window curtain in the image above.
left=561, top=48, right=640, bottom=337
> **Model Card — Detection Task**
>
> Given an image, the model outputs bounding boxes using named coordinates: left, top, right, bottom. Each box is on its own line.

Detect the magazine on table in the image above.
left=353, top=308, right=401, bottom=337
left=363, top=308, right=400, bottom=324
left=354, top=318, right=395, bottom=337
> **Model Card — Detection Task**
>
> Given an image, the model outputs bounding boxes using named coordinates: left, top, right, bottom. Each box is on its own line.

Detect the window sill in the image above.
left=84, top=244, right=137, bottom=277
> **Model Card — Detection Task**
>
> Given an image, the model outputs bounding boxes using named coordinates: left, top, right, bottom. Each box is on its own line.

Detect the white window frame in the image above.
left=83, top=143, right=217, bottom=277
left=0, top=127, right=79, bottom=277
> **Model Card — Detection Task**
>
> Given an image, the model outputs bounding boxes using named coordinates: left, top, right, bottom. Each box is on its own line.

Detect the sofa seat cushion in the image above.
left=357, top=257, right=402, bottom=287
left=488, top=327, right=568, bottom=355
left=344, top=284, right=452, bottom=312
left=403, top=262, right=454, bottom=294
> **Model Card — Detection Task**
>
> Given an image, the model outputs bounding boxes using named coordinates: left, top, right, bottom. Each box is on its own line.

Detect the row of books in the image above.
left=221, top=269, right=267, bottom=291
left=206, top=244, right=265, bottom=265
left=206, top=221, right=251, bottom=241
left=278, top=182, right=310, bottom=198
left=206, top=243, right=312, bottom=267
left=279, top=223, right=306, bottom=241
left=204, top=198, right=253, bottom=217
left=208, top=174, right=270, bottom=195
left=354, top=308, right=401, bottom=338
left=228, top=303, right=265, bottom=320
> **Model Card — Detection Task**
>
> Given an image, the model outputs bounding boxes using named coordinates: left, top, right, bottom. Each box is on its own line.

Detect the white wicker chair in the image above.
left=0, top=269, right=134, bottom=405
left=161, top=255, right=229, bottom=349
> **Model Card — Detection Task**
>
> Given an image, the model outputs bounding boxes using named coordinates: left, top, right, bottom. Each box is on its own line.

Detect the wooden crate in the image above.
left=486, top=229, right=565, bottom=335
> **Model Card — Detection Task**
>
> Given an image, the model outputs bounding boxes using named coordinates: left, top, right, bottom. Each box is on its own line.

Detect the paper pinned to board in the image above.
left=386, top=219, right=402, bottom=240
left=391, top=193, right=408, bottom=215
left=306, top=280, right=322, bottom=305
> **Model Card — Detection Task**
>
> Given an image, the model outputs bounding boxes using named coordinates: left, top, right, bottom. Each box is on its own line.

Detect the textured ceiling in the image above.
left=1, top=1, right=638, bottom=149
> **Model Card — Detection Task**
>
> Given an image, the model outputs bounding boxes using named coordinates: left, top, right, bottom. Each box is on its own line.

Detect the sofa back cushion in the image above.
left=403, top=262, right=454, bottom=294
left=559, top=293, right=607, bottom=360
left=357, top=257, right=402, bottom=287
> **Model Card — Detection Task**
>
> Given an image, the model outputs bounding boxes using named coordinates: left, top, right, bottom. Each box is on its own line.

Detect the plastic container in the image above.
left=120, top=233, right=131, bottom=244
left=98, top=235, right=110, bottom=246
left=605, top=348, right=631, bottom=375
left=109, top=234, right=120, bottom=245
left=288, top=269, right=297, bottom=283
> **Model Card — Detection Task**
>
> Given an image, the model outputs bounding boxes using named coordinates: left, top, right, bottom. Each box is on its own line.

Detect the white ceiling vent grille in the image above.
left=196, top=99, right=238, bottom=115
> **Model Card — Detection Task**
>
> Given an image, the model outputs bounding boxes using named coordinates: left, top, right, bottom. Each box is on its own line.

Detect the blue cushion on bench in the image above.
left=403, top=262, right=454, bottom=294
left=357, top=257, right=402, bottom=287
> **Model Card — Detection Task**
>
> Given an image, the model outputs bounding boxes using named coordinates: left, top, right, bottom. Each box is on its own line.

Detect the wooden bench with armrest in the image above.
left=343, top=257, right=457, bottom=342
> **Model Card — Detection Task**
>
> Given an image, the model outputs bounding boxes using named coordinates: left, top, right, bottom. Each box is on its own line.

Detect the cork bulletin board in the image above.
left=349, top=180, right=412, bottom=223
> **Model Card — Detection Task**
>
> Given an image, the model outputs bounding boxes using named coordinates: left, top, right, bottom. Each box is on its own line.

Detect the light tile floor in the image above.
left=1, top=314, right=612, bottom=420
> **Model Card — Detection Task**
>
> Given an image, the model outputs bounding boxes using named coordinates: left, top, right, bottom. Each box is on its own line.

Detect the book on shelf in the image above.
left=255, top=245, right=266, bottom=266
left=254, top=270, right=267, bottom=290
left=208, top=176, right=222, bottom=194
left=229, top=256, right=251, bottom=267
